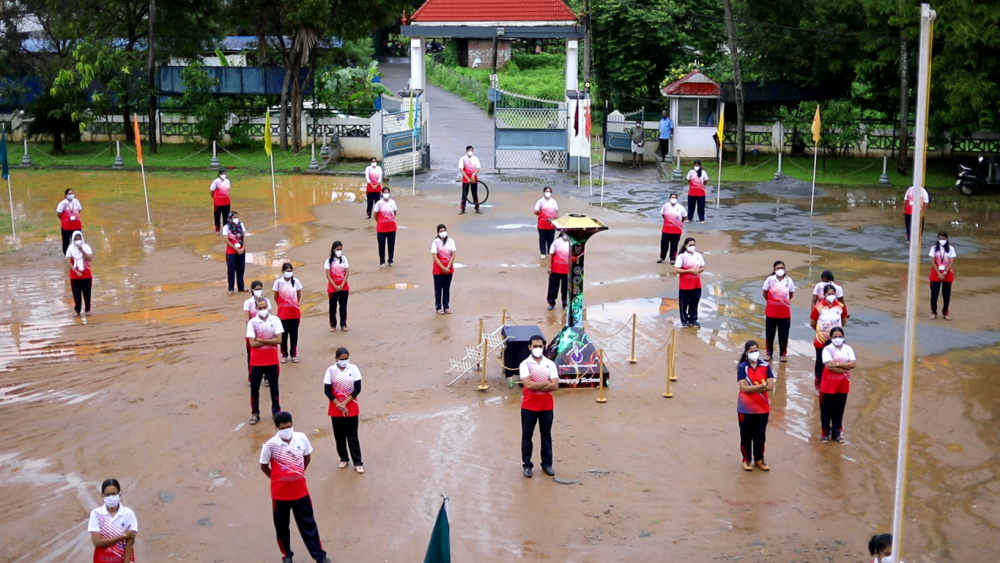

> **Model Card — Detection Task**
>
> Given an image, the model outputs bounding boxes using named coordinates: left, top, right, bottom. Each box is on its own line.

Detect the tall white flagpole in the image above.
left=5, top=175, right=13, bottom=239
left=892, top=5, right=935, bottom=563
left=270, top=153, right=277, bottom=216
left=140, top=162, right=151, bottom=224
left=715, top=150, right=723, bottom=209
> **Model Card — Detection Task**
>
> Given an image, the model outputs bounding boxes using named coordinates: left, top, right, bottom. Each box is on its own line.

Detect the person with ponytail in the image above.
left=221, top=210, right=247, bottom=295
left=928, top=231, right=956, bottom=320
left=868, top=533, right=897, bottom=563
left=272, top=262, right=303, bottom=363
left=736, top=340, right=775, bottom=471
left=88, top=478, right=138, bottom=562
left=324, top=241, right=350, bottom=331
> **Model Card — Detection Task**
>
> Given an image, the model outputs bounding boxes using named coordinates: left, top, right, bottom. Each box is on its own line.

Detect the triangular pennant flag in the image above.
left=422, top=498, right=450, bottom=563
left=264, top=111, right=272, bottom=157
left=811, top=105, right=822, bottom=145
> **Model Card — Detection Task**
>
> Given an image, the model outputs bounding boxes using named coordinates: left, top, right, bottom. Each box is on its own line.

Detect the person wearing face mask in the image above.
left=431, top=224, right=457, bottom=314
left=65, top=230, right=94, bottom=317
left=259, top=411, right=332, bottom=563
left=272, top=263, right=303, bottom=363
left=819, top=327, right=856, bottom=443
left=247, top=297, right=283, bottom=424
left=519, top=335, right=560, bottom=478
left=243, top=280, right=274, bottom=382
left=658, top=192, right=686, bottom=264
left=868, top=534, right=898, bottom=563
left=459, top=145, right=482, bottom=214
left=534, top=187, right=559, bottom=258
left=221, top=210, right=247, bottom=295
left=547, top=231, right=570, bottom=310
left=928, top=231, right=956, bottom=320
left=810, top=270, right=845, bottom=308
left=364, top=157, right=383, bottom=219
left=809, top=285, right=848, bottom=391
left=629, top=120, right=645, bottom=169
left=685, top=160, right=708, bottom=223
left=762, top=260, right=795, bottom=362
left=902, top=184, right=929, bottom=243
left=209, top=169, right=232, bottom=235
left=736, top=340, right=775, bottom=471
left=88, top=478, right=138, bottom=563
left=323, top=347, right=364, bottom=473
left=324, top=241, right=350, bottom=331
left=674, top=237, right=705, bottom=327
left=372, top=188, right=398, bottom=268
left=56, top=188, right=83, bottom=254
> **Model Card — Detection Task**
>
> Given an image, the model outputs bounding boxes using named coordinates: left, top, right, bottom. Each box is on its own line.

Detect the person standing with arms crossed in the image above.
left=674, top=237, right=705, bottom=327
left=259, top=411, right=332, bottom=563
left=519, top=335, right=560, bottom=478
left=658, top=110, right=674, bottom=162
left=323, top=347, right=364, bottom=473
left=88, top=478, right=138, bottom=563
left=658, top=193, right=686, bottom=264
left=629, top=120, right=645, bottom=169
left=547, top=232, right=570, bottom=310
left=273, top=263, right=303, bottom=363
left=459, top=145, right=482, bottom=214
left=736, top=340, right=775, bottom=471
left=372, top=187, right=398, bottom=268
left=247, top=297, right=283, bottom=425
left=56, top=189, right=83, bottom=254
left=364, top=157, right=383, bottom=219
left=810, top=285, right=848, bottom=392
left=902, top=184, right=929, bottom=243
left=534, top=187, right=558, bottom=259
left=686, top=160, right=708, bottom=223
left=209, top=169, right=232, bottom=235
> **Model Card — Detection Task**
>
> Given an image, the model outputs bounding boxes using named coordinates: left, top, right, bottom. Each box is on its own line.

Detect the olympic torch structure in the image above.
left=547, top=214, right=609, bottom=388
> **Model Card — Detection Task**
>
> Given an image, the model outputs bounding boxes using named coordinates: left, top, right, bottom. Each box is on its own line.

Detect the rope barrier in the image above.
left=746, top=156, right=775, bottom=170
left=603, top=344, right=670, bottom=378
left=841, top=160, right=879, bottom=176
left=28, top=142, right=111, bottom=160
left=583, top=316, right=633, bottom=340
left=784, top=156, right=812, bottom=171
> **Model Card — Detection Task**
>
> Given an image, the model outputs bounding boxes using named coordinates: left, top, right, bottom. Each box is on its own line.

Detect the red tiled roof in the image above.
left=411, top=0, right=577, bottom=23
left=661, top=70, right=720, bottom=97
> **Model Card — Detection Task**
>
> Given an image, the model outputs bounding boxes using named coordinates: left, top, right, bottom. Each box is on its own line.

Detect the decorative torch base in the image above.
left=546, top=326, right=609, bottom=389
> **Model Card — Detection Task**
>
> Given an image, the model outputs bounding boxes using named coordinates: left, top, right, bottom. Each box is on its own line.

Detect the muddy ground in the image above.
left=1, top=169, right=999, bottom=562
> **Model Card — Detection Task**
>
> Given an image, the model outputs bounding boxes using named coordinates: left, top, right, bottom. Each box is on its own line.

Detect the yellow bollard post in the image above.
left=628, top=313, right=637, bottom=363
left=478, top=318, right=489, bottom=391
left=501, top=308, right=508, bottom=327
left=663, top=342, right=673, bottom=398
left=596, top=349, right=607, bottom=403
left=668, top=329, right=678, bottom=381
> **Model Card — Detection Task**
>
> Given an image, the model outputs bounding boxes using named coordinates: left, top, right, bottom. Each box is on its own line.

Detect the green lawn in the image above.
left=700, top=154, right=960, bottom=189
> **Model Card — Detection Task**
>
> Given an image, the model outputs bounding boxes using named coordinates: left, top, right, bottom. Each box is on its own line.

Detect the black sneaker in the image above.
left=475, top=209, right=483, bottom=214
left=690, top=321, right=701, bottom=327
left=547, top=304, right=555, bottom=310
left=656, top=259, right=664, bottom=263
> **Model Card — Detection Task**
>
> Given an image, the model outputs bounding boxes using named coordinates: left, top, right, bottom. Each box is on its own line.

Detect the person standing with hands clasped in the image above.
left=247, top=297, right=283, bottom=425
left=323, top=347, right=364, bottom=473
left=903, top=184, right=929, bottom=243
left=459, top=146, right=482, bottom=214
left=209, top=169, right=232, bottom=234
left=88, top=478, right=138, bottom=563
left=929, top=232, right=956, bottom=320
left=432, top=224, right=457, bottom=314
left=674, top=237, right=705, bottom=327
left=658, top=193, right=686, bottom=264
left=66, top=230, right=94, bottom=317
left=222, top=211, right=247, bottom=295
left=324, top=241, right=350, bottom=332
left=686, top=160, right=708, bottom=223
left=629, top=120, right=645, bottom=169
left=534, top=187, right=558, bottom=258
left=736, top=340, right=775, bottom=472
left=519, top=335, right=560, bottom=478
left=547, top=232, right=570, bottom=310
left=364, top=157, right=383, bottom=219
left=372, top=188, right=398, bottom=268
left=56, top=189, right=83, bottom=254
left=273, top=263, right=303, bottom=363
left=259, top=411, right=332, bottom=563
left=762, top=260, right=795, bottom=362
left=819, top=327, right=856, bottom=443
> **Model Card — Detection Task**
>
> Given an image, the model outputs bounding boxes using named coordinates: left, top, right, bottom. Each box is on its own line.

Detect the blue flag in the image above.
left=422, top=498, right=450, bottom=563
left=1, top=131, right=9, bottom=181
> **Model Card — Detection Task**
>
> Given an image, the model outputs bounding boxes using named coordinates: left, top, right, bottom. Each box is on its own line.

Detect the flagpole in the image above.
left=600, top=100, right=607, bottom=206
left=809, top=145, right=818, bottom=215
left=6, top=175, right=13, bottom=240
left=576, top=98, right=581, bottom=189
left=2, top=125, right=12, bottom=240
left=716, top=151, right=722, bottom=210
left=892, top=6, right=935, bottom=563
left=140, top=162, right=151, bottom=224
left=270, top=153, right=277, bottom=216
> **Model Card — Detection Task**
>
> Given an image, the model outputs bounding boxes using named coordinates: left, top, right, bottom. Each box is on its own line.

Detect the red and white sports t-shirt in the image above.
left=736, top=361, right=774, bottom=414
left=259, top=432, right=312, bottom=501
left=66, top=243, right=94, bottom=280
left=460, top=155, right=480, bottom=182
left=811, top=302, right=848, bottom=347
left=519, top=356, right=558, bottom=411
left=903, top=186, right=929, bottom=215
left=323, top=362, right=362, bottom=417
left=246, top=314, right=284, bottom=366
left=272, top=277, right=303, bottom=320
left=221, top=224, right=246, bottom=255
left=56, top=198, right=83, bottom=231
left=324, top=256, right=351, bottom=293
left=660, top=202, right=686, bottom=234
left=365, top=165, right=383, bottom=192
left=674, top=250, right=705, bottom=290
left=549, top=237, right=570, bottom=275
left=820, top=343, right=856, bottom=394
left=431, top=237, right=457, bottom=275
left=88, top=504, right=138, bottom=563
left=243, top=296, right=272, bottom=319
left=534, top=197, right=559, bottom=230
left=373, top=199, right=398, bottom=233
left=812, top=281, right=844, bottom=300
left=686, top=169, right=708, bottom=197
left=762, top=275, right=795, bottom=318
left=210, top=177, right=231, bottom=206
left=929, top=244, right=956, bottom=283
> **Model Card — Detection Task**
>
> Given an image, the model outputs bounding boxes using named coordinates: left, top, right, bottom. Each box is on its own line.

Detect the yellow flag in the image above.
left=407, top=91, right=414, bottom=129
left=811, top=104, right=822, bottom=145
left=264, top=111, right=272, bottom=157
left=716, top=103, right=725, bottom=144
left=133, top=115, right=143, bottom=165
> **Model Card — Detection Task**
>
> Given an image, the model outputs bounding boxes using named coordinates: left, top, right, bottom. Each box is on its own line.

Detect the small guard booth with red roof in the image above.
left=661, top=70, right=722, bottom=159
left=402, top=0, right=590, bottom=173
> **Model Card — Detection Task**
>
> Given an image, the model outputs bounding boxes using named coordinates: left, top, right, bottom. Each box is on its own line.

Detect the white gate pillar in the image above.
left=410, top=38, right=425, bottom=92
left=565, top=40, right=590, bottom=174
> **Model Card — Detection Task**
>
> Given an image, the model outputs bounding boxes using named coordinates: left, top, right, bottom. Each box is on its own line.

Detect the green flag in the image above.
left=1, top=130, right=9, bottom=180
left=422, top=498, right=450, bottom=563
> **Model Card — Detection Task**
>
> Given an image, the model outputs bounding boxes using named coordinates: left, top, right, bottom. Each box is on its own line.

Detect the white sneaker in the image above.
left=540, top=254, right=546, bottom=259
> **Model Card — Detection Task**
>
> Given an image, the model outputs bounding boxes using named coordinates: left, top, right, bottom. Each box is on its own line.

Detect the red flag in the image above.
left=585, top=103, right=592, bottom=138
left=574, top=100, right=580, bottom=137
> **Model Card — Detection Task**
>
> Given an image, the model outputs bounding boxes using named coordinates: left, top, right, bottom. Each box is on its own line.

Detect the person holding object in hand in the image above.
left=459, top=145, right=482, bottom=214
left=66, top=230, right=94, bottom=317
left=222, top=210, right=247, bottom=295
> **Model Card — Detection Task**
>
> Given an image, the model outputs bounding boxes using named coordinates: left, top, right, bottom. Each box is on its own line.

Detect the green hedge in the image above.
left=427, top=56, right=566, bottom=105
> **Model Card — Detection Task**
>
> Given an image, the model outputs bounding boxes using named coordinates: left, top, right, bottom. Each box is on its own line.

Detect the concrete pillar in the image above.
left=567, top=92, right=591, bottom=174
left=410, top=38, right=425, bottom=92
left=565, top=40, right=579, bottom=92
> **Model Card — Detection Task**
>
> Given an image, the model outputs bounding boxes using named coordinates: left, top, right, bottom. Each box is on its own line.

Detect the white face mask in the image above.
left=878, top=555, right=894, bottom=563
left=466, top=151, right=473, bottom=157
left=252, top=289, right=262, bottom=297
left=220, top=175, right=227, bottom=180
left=669, top=198, right=677, bottom=204
left=531, top=347, right=544, bottom=358
left=694, top=166, right=701, bottom=171
left=938, top=240, right=947, bottom=246
left=283, top=271, right=293, bottom=279
left=687, top=245, right=696, bottom=253
left=66, top=194, right=75, bottom=200
left=103, top=494, right=120, bottom=508
left=74, top=240, right=83, bottom=247
left=257, top=309, right=268, bottom=319
left=747, top=351, right=760, bottom=362
left=232, top=218, right=240, bottom=225
left=826, top=295, right=836, bottom=304
left=832, top=337, right=845, bottom=346
left=277, top=427, right=294, bottom=441
left=382, top=193, right=390, bottom=200
left=775, top=268, right=785, bottom=277
left=334, top=250, right=343, bottom=257
left=336, top=359, right=349, bottom=369
left=439, top=231, right=447, bottom=239
left=371, top=162, right=377, bottom=167
left=543, top=192, right=551, bottom=198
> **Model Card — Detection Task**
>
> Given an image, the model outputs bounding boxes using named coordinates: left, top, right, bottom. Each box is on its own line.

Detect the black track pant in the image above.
left=71, top=278, right=93, bottom=313
left=904, top=214, right=925, bottom=241
left=819, top=392, right=848, bottom=439
left=547, top=273, right=568, bottom=308
left=250, top=364, right=280, bottom=415
left=433, top=274, right=453, bottom=311
left=61, top=229, right=76, bottom=254
left=272, top=494, right=327, bottom=561
left=678, top=287, right=701, bottom=324
left=521, top=408, right=553, bottom=469
left=366, top=192, right=380, bottom=217
left=328, top=291, right=348, bottom=328
left=377, top=231, right=396, bottom=265
left=660, top=232, right=680, bottom=262
left=538, top=228, right=555, bottom=256
left=930, top=281, right=952, bottom=315
left=738, top=412, right=768, bottom=463
left=461, top=183, right=480, bottom=211
left=814, top=344, right=828, bottom=388
left=226, top=253, right=246, bottom=292
left=279, top=318, right=299, bottom=358
left=214, top=204, right=230, bottom=232
left=765, top=317, right=791, bottom=357
left=331, top=416, right=363, bottom=466
left=687, top=195, right=706, bottom=222
left=658, top=138, right=670, bottom=161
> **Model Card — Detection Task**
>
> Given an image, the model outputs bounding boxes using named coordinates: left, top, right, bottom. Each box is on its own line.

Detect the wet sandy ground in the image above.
left=1, top=169, right=999, bottom=562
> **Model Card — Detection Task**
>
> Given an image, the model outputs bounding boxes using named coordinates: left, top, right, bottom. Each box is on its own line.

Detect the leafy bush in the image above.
left=510, top=52, right=564, bottom=71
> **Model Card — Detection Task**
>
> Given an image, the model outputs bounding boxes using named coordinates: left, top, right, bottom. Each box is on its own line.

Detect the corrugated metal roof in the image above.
left=411, top=0, right=577, bottom=23
left=661, top=70, right=720, bottom=97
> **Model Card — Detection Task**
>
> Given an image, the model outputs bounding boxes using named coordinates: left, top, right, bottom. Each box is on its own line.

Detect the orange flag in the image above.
left=133, top=115, right=143, bottom=165
left=585, top=103, right=592, bottom=138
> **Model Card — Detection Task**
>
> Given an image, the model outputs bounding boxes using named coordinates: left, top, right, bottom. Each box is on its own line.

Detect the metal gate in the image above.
left=380, top=93, right=423, bottom=176
left=603, top=108, right=643, bottom=164
left=492, top=88, right=567, bottom=171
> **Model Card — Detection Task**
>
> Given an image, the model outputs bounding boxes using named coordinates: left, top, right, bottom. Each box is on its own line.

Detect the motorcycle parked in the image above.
left=956, top=155, right=1000, bottom=196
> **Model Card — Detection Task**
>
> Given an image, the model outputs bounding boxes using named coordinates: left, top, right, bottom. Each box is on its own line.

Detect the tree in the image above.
left=24, top=91, right=83, bottom=153
left=721, top=0, right=745, bottom=165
